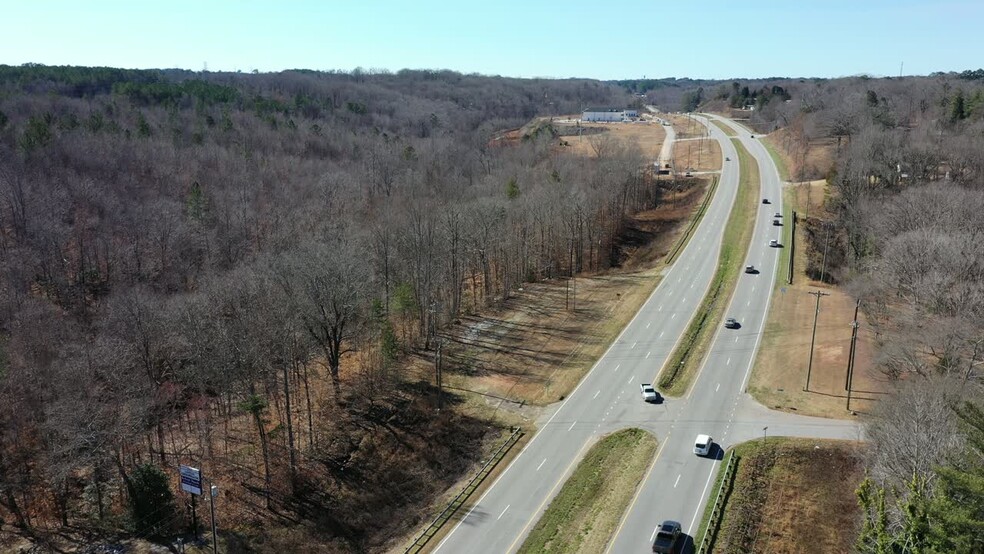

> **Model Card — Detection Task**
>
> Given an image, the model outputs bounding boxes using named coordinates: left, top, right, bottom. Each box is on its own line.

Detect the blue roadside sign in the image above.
left=180, top=465, right=203, bottom=495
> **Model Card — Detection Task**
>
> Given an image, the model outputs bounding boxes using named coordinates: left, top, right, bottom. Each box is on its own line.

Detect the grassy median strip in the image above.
left=518, top=429, right=657, bottom=554
left=658, top=139, right=759, bottom=395
left=711, top=119, right=737, bottom=136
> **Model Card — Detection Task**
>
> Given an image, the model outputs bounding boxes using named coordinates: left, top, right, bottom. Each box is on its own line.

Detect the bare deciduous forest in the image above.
left=3, top=64, right=984, bottom=551
left=0, top=65, right=667, bottom=551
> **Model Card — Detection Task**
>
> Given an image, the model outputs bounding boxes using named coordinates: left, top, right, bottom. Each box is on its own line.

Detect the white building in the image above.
left=582, top=107, right=638, bottom=122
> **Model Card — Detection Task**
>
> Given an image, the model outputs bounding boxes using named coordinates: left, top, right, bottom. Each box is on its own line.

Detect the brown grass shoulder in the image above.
left=708, top=438, right=862, bottom=554
left=749, top=180, right=888, bottom=418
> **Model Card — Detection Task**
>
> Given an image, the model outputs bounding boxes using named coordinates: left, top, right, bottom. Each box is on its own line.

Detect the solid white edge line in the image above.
left=688, top=465, right=719, bottom=534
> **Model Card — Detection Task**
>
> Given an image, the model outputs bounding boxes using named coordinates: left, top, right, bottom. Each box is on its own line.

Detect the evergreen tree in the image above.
left=128, top=463, right=176, bottom=538
left=929, top=402, right=984, bottom=551
left=505, top=177, right=520, bottom=199
left=950, top=90, right=967, bottom=122
left=137, top=113, right=151, bottom=137
left=857, top=475, right=893, bottom=553
left=186, top=181, right=206, bottom=221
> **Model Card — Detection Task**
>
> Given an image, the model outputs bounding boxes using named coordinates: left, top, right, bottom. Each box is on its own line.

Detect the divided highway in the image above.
left=433, top=115, right=861, bottom=554
left=435, top=117, right=739, bottom=554
left=605, top=115, right=859, bottom=553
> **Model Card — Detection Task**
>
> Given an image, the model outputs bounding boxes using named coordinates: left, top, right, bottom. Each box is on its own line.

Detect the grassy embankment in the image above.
left=694, top=438, right=862, bottom=553
left=760, top=138, right=791, bottom=182
left=658, top=139, right=759, bottom=395
left=517, top=429, right=658, bottom=554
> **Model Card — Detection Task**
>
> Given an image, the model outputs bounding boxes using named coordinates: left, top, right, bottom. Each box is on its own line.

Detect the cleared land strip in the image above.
left=658, top=139, right=760, bottom=395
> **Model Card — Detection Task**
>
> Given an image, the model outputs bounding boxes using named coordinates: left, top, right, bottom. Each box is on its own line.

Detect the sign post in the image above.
left=180, top=465, right=203, bottom=540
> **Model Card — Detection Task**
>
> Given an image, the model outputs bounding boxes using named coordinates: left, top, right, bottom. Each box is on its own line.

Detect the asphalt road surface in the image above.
left=608, top=115, right=860, bottom=553
left=433, top=115, right=860, bottom=554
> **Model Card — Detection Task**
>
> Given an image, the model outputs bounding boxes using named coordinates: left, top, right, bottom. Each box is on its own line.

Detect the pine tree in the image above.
left=857, top=475, right=893, bottom=553
left=128, top=463, right=176, bottom=538
left=928, top=402, right=984, bottom=551
left=950, top=90, right=967, bottom=122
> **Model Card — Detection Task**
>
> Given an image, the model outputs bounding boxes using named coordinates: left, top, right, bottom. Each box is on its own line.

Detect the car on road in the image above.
left=724, top=317, right=739, bottom=328
left=769, top=239, right=779, bottom=247
left=652, top=520, right=682, bottom=553
left=750, top=134, right=755, bottom=138
left=684, top=171, right=692, bottom=177
left=694, top=434, right=713, bottom=456
left=744, top=265, right=757, bottom=274
left=773, top=219, right=782, bottom=226
left=640, top=383, right=658, bottom=403
left=725, top=156, right=730, bottom=161
left=761, top=198, right=770, bottom=204
left=774, top=212, right=782, bottom=218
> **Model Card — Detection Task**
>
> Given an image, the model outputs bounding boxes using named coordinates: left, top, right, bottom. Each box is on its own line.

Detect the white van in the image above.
left=694, top=434, right=713, bottom=456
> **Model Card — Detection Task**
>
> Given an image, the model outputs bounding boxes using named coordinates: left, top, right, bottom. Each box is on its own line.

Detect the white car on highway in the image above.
left=694, top=434, right=713, bottom=456
left=640, top=383, right=658, bottom=403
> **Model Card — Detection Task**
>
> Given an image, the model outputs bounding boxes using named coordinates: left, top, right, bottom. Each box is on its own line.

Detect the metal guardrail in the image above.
left=404, top=427, right=524, bottom=554
left=697, top=450, right=737, bottom=554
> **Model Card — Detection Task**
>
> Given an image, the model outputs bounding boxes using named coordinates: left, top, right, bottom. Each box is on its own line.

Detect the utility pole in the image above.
left=435, top=337, right=444, bottom=411
left=804, top=290, right=830, bottom=391
left=566, top=274, right=577, bottom=311
left=820, top=222, right=831, bottom=283
left=845, top=299, right=861, bottom=411
left=209, top=484, right=219, bottom=554
left=697, top=131, right=703, bottom=168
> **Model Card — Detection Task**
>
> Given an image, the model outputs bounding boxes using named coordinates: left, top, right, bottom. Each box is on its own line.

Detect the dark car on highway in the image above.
left=652, top=520, right=682, bottom=553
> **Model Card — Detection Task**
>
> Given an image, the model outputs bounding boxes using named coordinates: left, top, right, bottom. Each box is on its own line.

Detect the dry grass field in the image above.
left=704, top=438, right=863, bottom=554
left=553, top=118, right=666, bottom=159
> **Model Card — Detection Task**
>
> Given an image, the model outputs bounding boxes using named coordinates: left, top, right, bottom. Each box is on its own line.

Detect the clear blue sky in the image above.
left=4, top=0, right=982, bottom=79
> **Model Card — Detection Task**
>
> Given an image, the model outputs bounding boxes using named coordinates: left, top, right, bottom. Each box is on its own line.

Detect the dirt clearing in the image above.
left=553, top=119, right=666, bottom=159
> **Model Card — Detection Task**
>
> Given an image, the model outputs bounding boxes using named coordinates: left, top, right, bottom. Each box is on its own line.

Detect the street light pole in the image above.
left=820, top=222, right=831, bottom=283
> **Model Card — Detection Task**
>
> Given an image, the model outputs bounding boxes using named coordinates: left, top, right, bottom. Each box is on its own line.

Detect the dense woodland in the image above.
left=0, top=65, right=661, bottom=551
left=3, top=63, right=984, bottom=551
